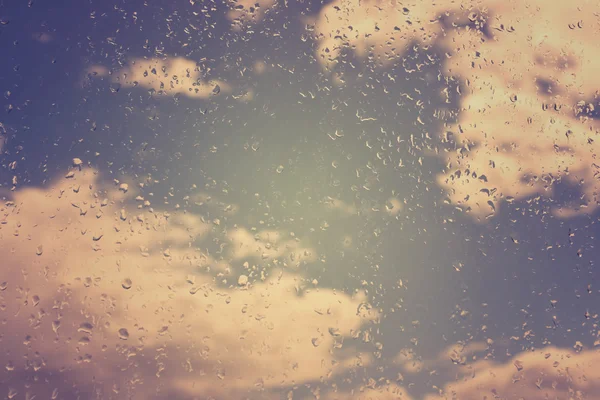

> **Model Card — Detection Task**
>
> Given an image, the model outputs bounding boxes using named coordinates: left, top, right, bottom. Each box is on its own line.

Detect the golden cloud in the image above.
left=323, top=383, right=414, bottom=399
left=313, top=0, right=600, bottom=218
left=226, top=0, right=277, bottom=30
left=438, top=1, right=600, bottom=218
left=311, top=0, right=462, bottom=70
left=0, top=168, right=378, bottom=398
left=424, top=346, right=600, bottom=399
left=100, top=57, right=231, bottom=99
left=120, top=57, right=230, bottom=98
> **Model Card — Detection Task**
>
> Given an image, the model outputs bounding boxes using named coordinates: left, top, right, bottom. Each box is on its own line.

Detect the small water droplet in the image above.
left=121, top=278, right=132, bottom=290
left=328, top=327, right=340, bottom=336
left=110, top=83, right=121, bottom=93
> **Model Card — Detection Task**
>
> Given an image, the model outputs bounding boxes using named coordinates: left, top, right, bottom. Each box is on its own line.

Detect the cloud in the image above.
left=323, top=196, right=359, bottom=216
left=226, top=0, right=277, bottom=30
left=322, top=383, right=414, bottom=399
left=81, top=64, right=110, bottom=88
left=85, top=57, right=231, bottom=99
left=385, top=197, right=403, bottom=216
left=119, top=57, right=231, bottom=98
left=423, top=346, right=600, bottom=399
left=437, top=1, right=600, bottom=218
left=0, top=168, right=378, bottom=398
left=310, top=0, right=459, bottom=70
left=227, top=227, right=317, bottom=266
left=312, top=0, right=600, bottom=218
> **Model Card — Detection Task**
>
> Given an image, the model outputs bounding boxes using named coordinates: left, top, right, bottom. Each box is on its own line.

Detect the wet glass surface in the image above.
left=1, top=1, right=600, bottom=399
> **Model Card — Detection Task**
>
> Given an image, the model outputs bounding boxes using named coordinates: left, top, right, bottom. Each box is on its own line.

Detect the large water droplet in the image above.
left=121, top=278, right=132, bottom=290
left=118, top=328, right=129, bottom=340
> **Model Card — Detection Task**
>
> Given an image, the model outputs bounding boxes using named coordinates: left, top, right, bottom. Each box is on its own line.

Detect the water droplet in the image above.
left=110, top=83, right=121, bottom=93
left=158, top=326, right=169, bottom=335
left=514, top=360, right=524, bottom=371
left=78, top=322, right=94, bottom=334
left=238, top=274, right=249, bottom=286
left=78, top=336, right=91, bottom=345
left=121, top=278, right=132, bottom=290
left=328, top=327, right=341, bottom=336
left=118, top=328, right=129, bottom=340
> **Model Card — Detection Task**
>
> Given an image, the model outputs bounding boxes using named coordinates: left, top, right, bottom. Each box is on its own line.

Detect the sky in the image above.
left=1, top=0, right=600, bottom=399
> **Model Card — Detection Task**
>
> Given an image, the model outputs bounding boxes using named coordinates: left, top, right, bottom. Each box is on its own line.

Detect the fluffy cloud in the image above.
left=119, top=57, right=231, bottom=98
left=0, top=168, right=377, bottom=398
left=322, top=383, right=413, bottom=400
left=311, top=0, right=464, bottom=70
left=312, top=0, right=600, bottom=218
left=85, top=57, right=231, bottom=99
left=226, top=0, right=277, bottom=29
left=424, top=346, right=600, bottom=399
left=438, top=1, right=600, bottom=218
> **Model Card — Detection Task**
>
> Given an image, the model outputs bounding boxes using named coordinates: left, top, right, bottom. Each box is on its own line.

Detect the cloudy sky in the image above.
left=1, top=0, right=600, bottom=399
